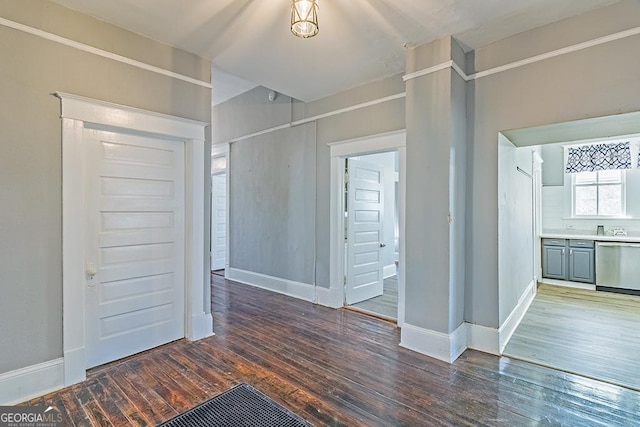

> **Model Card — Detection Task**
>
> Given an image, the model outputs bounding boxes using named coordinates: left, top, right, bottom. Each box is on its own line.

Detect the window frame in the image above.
left=571, top=169, right=626, bottom=218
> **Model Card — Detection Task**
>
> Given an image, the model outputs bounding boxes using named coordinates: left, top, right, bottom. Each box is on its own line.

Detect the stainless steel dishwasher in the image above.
left=596, top=242, right=640, bottom=291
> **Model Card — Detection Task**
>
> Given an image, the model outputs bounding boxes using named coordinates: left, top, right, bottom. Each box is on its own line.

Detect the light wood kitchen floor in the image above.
left=504, top=284, right=640, bottom=391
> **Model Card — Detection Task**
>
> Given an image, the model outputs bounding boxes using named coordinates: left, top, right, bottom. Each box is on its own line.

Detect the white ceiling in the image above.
left=51, top=0, right=620, bottom=102
left=211, top=67, right=258, bottom=105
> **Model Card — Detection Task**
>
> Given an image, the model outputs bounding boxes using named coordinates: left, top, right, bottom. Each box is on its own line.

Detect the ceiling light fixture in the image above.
left=291, top=0, right=319, bottom=38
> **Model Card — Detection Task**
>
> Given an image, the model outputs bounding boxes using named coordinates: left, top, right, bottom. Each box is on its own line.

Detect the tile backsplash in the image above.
left=542, top=186, right=640, bottom=235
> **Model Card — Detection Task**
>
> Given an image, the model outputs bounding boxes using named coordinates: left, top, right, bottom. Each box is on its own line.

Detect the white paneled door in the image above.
left=211, top=173, right=226, bottom=271
left=83, top=129, right=185, bottom=368
left=346, top=158, right=385, bottom=305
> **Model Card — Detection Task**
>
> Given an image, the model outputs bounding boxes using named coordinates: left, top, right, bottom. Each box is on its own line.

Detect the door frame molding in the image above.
left=56, top=92, right=213, bottom=386
left=211, top=143, right=230, bottom=276
left=327, top=130, right=406, bottom=326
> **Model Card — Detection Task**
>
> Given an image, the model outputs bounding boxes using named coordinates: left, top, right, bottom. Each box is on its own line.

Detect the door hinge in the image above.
left=344, top=275, right=347, bottom=285
left=344, top=171, right=349, bottom=185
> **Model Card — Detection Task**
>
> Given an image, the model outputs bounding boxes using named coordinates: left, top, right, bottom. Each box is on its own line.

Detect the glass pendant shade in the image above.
left=291, top=0, right=319, bottom=38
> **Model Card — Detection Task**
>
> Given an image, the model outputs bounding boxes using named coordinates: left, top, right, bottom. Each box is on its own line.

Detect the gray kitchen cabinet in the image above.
left=568, top=240, right=595, bottom=283
left=543, top=240, right=567, bottom=280
left=542, top=238, right=595, bottom=284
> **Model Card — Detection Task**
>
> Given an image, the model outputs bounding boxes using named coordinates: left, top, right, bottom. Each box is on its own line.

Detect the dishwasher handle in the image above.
left=597, top=242, right=640, bottom=248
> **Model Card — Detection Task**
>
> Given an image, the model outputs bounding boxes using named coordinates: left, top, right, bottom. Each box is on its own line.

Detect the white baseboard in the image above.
left=383, top=263, right=397, bottom=279
left=449, top=323, right=468, bottom=361
left=399, top=280, right=537, bottom=361
left=465, top=280, right=537, bottom=356
left=400, top=322, right=467, bottom=363
left=498, top=279, right=537, bottom=353
left=0, top=359, right=64, bottom=405
left=63, top=347, right=85, bottom=387
left=227, top=268, right=343, bottom=309
left=466, top=323, right=500, bottom=355
left=189, top=312, right=215, bottom=341
left=315, top=285, right=344, bottom=309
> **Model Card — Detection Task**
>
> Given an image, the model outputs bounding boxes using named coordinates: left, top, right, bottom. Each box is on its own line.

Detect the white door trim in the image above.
left=211, top=174, right=227, bottom=271
left=328, top=130, right=406, bottom=326
left=211, top=143, right=230, bottom=276
left=57, top=92, right=213, bottom=386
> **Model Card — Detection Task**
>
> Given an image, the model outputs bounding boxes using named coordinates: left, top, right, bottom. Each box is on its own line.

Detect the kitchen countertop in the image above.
left=540, top=231, right=640, bottom=243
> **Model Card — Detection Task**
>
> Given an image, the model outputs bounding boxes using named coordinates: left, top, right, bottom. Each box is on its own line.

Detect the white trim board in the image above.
left=403, top=60, right=456, bottom=82
left=291, top=93, right=406, bottom=127
left=327, top=130, right=406, bottom=157
left=401, top=277, right=536, bottom=362
left=466, top=280, right=537, bottom=356
left=498, top=280, right=537, bottom=353
left=0, top=17, right=211, bottom=89
left=466, top=323, right=500, bottom=355
left=0, top=359, right=64, bottom=405
left=226, top=96, right=407, bottom=144
left=472, top=26, right=640, bottom=81
left=56, top=92, right=207, bottom=139
left=400, top=323, right=468, bottom=363
left=227, top=268, right=342, bottom=309
left=403, top=26, right=640, bottom=83
left=58, top=93, right=213, bottom=388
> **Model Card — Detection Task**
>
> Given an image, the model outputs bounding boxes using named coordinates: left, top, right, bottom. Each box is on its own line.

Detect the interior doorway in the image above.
left=345, top=151, right=399, bottom=321
left=211, top=146, right=229, bottom=276
left=211, top=172, right=226, bottom=271
left=58, top=92, right=212, bottom=386
left=327, top=130, right=406, bottom=326
left=499, top=111, right=640, bottom=391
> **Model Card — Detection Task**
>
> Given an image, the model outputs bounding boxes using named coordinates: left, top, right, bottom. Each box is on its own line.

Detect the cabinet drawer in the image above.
left=569, top=239, right=594, bottom=249
left=542, top=238, right=567, bottom=247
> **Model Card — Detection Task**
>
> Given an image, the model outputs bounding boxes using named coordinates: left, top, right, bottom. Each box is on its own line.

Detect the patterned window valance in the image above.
left=565, top=141, right=632, bottom=173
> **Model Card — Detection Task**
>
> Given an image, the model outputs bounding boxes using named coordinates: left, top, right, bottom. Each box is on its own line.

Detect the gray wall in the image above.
left=214, top=77, right=405, bottom=288
left=404, top=41, right=453, bottom=334
left=0, top=0, right=212, bottom=374
left=449, top=60, right=468, bottom=331
left=229, top=123, right=316, bottom=284
left=498, top=138, right=534, bottom=321
left=404, top=36, right=467, bottom=334
left=212, top=87, right=292, bottom=144
left=466, top=0, right=640, bottom=327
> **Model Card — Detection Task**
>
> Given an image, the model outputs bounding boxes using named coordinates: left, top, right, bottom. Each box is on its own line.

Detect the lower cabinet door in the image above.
left=543, top=245, right=566, bottom=280
left=569, top=248, right=595, bottom=283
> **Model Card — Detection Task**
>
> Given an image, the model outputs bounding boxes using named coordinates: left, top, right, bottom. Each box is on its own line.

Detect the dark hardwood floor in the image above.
left=25, top=274, right=640, bottom=426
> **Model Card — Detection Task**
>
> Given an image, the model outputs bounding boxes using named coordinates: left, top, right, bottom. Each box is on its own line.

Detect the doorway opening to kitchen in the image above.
left=498, top=110, right=640, bottom=391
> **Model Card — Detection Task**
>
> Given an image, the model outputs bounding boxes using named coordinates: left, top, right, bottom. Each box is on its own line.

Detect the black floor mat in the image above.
left=157, top=383, right=314, bottom=427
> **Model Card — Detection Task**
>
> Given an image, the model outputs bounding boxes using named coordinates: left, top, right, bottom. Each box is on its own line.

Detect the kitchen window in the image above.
left=572, top=170, right=625, bottom=217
